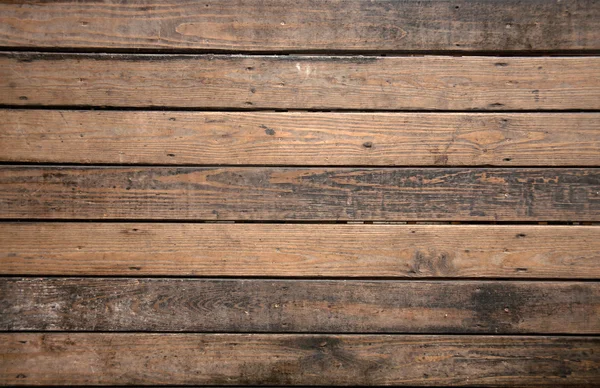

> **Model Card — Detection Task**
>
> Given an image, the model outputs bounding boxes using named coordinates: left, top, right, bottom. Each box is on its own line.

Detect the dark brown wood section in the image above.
left=2, top=53, right=599, bottom=110
left=0, top=0, right=598, bottom=52
left=1, top=223, right=598, bottom=278
left=1, top=167, right=598, bottom=221
left=2, top=278, right=598, bottom=333
left=0, top=1, right=598, bottom=386
left=2, top=111, right=599, bottom=166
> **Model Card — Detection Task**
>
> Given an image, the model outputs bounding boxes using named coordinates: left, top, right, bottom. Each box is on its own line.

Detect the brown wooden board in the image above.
left=0, top=167, right=598, bottom=221
left=2, top=278, right=598, bottom=334
left=2, top=111, right=599, bottom=166
left=2, top=53, right=600, bottom=110
left=0, top=1, right=598, bottom=52
left=1, top=223, right=599, bottom=278
left=1, top=334, right=598, bottom=386
left=2, top=1, right=599, bottom=387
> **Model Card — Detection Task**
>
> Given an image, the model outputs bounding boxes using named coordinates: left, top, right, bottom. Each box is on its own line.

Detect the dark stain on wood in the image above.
left=260, top=124, right=276, bottom=136
left=1, top=167, right=597, bottom=221
left=1, top=278, right=597, bottom=334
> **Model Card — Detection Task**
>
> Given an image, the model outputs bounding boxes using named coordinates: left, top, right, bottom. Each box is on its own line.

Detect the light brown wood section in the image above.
left=0, top=0, right=597, bottom=52
left=2, top=278, right=598, bottom=334
left=2, top=111, right=599, bottom=166
left=2, top=53, right=599, bottom=110
left=1, top=334, right=598, bottom=386
left=1, top=223, right=598, bottom=278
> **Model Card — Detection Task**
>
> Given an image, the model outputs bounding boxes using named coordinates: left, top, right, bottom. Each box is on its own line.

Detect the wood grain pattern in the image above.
left=1, top=333, right=598, bottom=386
left=2, top=278, right=598, bottom=334
left=1, top=223, right=599, bottom=278
left=0, top=167, right=598, bottom=221
left=0, top=0, right=597, bottom=52
left=2, top=110, right=599, bottom=166
left=2, top=53, right=599, bottom=110
left=2, top=2, right=599, bottom=387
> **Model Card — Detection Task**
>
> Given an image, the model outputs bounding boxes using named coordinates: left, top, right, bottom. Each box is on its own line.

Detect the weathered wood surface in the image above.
left=0, top=167, right=598, bottom=221
left=0, top=0, right=598, bottom=52
left=3, top=53, right=600, bottom=110
left=2, top=278, right=598, bottom=334
left=2, top=111, right=599, bottom=166
left=1, top=334, right=598, bottom=386
left=1, top=223, right=599, bottom=278
left=2, top=2, right=599, bottom=387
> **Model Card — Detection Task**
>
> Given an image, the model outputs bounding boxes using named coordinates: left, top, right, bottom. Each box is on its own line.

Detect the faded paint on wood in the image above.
left=2, top=111, right=599, bottom=166
left=0, top=167, right=597, bottom=221
left=1, top=334, right=598, bottom=386
left=1, top=223, right=599, bottom=278
left=3, top=53, right=600, bottom=110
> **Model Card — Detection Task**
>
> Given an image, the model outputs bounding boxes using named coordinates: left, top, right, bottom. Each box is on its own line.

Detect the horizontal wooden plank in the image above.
left=0, top=167, right=598, bottom=221
left=0, top=1, right=597, bottom=52
left=2, top=111, right=599, bottom=166
left=2, top=278, right=598, bottom=334
left=1, top=334, right=598, bottom=386
left=1, top=223, right=599, bottom=278
left=2, top=53, right=600, bottom=110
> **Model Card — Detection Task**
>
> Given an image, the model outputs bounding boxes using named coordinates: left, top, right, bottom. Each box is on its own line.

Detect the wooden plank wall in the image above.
left=0, top=1, right=599, bottom=386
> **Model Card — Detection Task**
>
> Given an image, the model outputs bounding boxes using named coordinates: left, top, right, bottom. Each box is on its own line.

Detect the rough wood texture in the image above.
left=1, top=223, right=599, bottom=278
left=1, top=334, right=598, bottom=386
left=0, top=1, right=597, bottom=52
left=2, top=2, right=599, bottom=387
left=2, top=53, right=599, bottom=110
left=0, top=167, right=598, bottom=221
left=2, top=111, right=599, bottom=166
left=2, top=278, right=598, bottom=334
